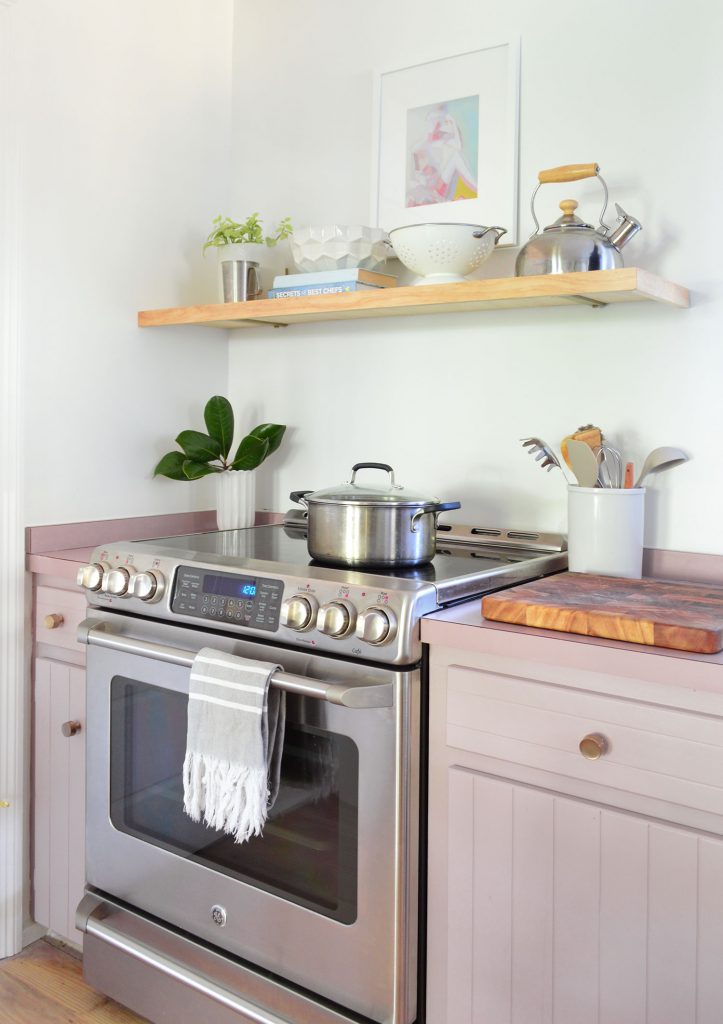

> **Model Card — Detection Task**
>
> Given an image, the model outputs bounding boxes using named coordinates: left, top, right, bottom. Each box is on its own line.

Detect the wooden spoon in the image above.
left=567, top=439, right=600, bottom=488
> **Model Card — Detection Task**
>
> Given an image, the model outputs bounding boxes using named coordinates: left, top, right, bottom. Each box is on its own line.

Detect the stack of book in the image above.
left=268, top=268, right=396, bottom=299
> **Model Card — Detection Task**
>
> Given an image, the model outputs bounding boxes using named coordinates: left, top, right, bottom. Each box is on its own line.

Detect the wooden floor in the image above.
left=0, top=939, right=147, bottom=1023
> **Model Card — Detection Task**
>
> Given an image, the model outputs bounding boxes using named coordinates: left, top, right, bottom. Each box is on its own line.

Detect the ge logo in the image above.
left=211, top=904, right=227, bottom=927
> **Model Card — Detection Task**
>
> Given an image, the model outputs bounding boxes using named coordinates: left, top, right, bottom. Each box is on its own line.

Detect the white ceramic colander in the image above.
left=388, top=222, right=506, bottom=285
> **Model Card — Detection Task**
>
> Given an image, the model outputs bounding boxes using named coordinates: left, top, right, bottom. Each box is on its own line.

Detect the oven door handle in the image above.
left=78, top=619, right=394, bottom=709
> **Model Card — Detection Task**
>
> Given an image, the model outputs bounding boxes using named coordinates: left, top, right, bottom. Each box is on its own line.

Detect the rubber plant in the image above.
left=153, top=396, right=286, bottom=480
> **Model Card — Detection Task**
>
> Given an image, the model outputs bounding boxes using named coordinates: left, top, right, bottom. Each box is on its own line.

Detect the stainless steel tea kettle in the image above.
left=515, top=162, right=642, bottom=276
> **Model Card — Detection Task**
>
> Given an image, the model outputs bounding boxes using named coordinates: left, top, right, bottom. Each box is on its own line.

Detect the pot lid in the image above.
left=543, top=199, right=594, bottom=232
left=304, top=463, right=441, bottom=508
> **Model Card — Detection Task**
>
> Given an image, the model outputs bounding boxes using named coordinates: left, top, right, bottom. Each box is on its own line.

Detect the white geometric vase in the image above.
left=215, top=471, right=256, bottom=531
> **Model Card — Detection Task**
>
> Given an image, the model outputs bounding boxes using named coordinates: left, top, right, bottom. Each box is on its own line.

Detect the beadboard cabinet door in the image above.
left=33, top=657, right=86, bottom=946
left=441, top=768, right=723, bottom=1024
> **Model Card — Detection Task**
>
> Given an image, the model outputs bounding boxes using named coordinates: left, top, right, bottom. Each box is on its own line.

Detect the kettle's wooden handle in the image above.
left=538, top=163, right=599, bottom=184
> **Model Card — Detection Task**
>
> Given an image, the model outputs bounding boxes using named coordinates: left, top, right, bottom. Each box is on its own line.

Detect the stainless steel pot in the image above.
left=290, top=462, right=461, bottom=568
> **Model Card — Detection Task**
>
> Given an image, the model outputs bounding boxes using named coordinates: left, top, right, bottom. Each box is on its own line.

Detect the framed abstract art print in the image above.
left=372, top=41, right=520, bottom=244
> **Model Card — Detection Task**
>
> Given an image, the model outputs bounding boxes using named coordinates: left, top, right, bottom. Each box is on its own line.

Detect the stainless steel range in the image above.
left=75, top=517, right=566, bottom=1024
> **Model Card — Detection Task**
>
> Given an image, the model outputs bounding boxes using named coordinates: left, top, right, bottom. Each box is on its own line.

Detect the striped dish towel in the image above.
left=183, top=648, right=285, bottom=843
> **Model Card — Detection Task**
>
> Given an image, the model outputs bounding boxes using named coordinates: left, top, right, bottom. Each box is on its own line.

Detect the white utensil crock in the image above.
left=216, top=471, right=256, bottom=531
left=567, top=486, right=645, bottom=579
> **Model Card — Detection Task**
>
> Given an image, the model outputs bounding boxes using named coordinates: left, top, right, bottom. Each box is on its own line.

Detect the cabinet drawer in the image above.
left=447, top=665, right=723, bottom=821
left=35, top=585, right=87, bottom=651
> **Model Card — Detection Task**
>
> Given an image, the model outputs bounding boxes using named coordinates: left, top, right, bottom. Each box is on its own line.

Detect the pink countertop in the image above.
left=26, top=510, right=282, bottom=581
left=422, top=597, right=723, bottom=689
left=423, top=545, right=723, bottom=674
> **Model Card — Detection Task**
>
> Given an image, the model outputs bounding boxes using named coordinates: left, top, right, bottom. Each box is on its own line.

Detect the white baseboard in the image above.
left=22, top=922, right=47, bottom=948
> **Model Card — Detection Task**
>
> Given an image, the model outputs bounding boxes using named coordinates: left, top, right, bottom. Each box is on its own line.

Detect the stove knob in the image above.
left=317, top=600, right=356, bottom=638
left=131, top=570, right=165, bottom=603
left=103, top=566, right=136, bottom=597
left=280, top=595, right=318, bottom=632
left=357, top=606, right=398, bottom=646
left=76, top=562, right=110, bottom=592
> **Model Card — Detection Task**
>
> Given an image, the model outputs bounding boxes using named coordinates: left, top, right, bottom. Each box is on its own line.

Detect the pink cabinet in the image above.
left=427, top=640, right=723, bottom=1024
left=32, top=578, right=87, bottom=947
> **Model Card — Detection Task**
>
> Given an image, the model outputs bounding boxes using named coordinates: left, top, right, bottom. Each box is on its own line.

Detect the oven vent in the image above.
left=436, top=524, right=567, bottom=553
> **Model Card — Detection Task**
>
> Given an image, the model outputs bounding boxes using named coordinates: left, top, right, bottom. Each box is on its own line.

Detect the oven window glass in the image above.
left=109, top=678, right=359, bottom=923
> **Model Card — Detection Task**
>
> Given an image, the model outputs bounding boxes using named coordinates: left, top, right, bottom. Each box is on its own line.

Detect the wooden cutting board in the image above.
left=482, top=572, right=723, bottom=654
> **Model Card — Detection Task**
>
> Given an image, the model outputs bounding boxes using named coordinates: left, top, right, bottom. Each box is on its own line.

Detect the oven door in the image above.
left=81, top=612, right=419, bottom=1024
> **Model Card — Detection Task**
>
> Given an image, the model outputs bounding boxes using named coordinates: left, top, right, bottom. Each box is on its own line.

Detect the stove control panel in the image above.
left=172, top=565, right=284, bottom=632
left=77, top=562, right=166, bottom=603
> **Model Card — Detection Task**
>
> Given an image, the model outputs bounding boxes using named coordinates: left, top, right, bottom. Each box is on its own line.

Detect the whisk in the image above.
left=594, top=444, right=623, bottom=488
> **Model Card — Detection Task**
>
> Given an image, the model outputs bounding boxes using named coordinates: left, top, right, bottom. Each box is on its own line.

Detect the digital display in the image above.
left=202, top=574, right=257, bottom=599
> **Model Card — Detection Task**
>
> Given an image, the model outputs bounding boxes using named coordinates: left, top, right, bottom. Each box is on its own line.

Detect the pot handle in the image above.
left=410, top=501, right=461, bottom=533
left=289, top=489, right=312, bottom=509
left=350, top=462, right=396, bottom=486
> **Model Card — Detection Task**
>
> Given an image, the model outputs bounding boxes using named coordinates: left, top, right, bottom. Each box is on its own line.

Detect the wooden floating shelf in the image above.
left=138, top=268, right=689, bottom=331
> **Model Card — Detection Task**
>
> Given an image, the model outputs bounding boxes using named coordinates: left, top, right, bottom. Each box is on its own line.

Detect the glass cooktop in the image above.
left=130, top=523, right=551, bottom=586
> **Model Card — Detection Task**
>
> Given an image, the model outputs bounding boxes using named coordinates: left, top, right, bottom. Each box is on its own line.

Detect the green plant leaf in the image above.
left=182, top=460, right=222, bottom=480
left=153, top=450, right=188, bottom=480
left=249, top=422, right=286, bottom=456
left=231, top=434, right=270, bottom=471
left=203, top=396, right=234, bottom=458
left=175, top=430, right=223, bottom=463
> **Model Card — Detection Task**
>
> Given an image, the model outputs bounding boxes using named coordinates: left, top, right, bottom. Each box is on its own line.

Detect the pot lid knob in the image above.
left=559, top=199, right=578, bottom=216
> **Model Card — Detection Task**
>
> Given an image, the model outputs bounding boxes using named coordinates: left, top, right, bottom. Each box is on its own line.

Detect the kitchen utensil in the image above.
left=388, top=223, right=507, bottom=285
left=483, top=571, right=723, bottom=654
left=634, top=446, right=689, bottom=487
left=289, top=462, right=461, bottom=568
left=567, top=439, right=600, bottom=488
left=566, top=486, right=645, bottom=577
left=290, top=225, right=391, bottom=272
left=521, top=437, right=574, bottom=483
left=515, top=163, right=642, bottom=277
left=561, top=424, right=603, bottom=468
left=624, top=462, right=634, bottom=488
left=595, top=443, right=624, bottom=488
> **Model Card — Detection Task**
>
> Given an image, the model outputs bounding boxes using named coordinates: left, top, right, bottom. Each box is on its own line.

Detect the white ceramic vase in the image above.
left=215, top=471, right=256, bottom=531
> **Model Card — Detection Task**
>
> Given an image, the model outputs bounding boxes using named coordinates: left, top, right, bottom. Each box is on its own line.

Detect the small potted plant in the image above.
left=154, top=395, right=287, bottom=530
left=204, top=213, right=293, bottom=302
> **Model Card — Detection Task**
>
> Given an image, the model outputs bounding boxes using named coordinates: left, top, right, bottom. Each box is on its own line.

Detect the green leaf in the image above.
left=175, top=430, right=223, bottom=463
left=249, top=422, right=286, bottom=456
left=231, top=434, right=270, bottom=471
left=153, top=450, right=188, bottom=480
left=204, top=396, right=234, bottom=458
left=182, top=460, right=222, bottom=480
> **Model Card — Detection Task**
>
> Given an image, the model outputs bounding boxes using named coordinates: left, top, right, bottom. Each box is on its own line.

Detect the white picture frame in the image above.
left=371, top=40, right=520, bottom=245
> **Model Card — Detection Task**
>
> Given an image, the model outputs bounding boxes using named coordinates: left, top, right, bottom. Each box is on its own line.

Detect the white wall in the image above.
left=227, top=0, right=723, bottom=554
left=19, top=0, right=234, bottom=525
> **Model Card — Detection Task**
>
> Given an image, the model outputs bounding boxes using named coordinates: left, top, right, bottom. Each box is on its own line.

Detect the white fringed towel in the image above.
left=183, top=648, right=285, bottom=843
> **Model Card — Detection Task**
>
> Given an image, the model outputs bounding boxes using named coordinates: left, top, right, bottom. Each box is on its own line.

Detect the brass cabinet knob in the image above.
left=61, top=720, right=82, bottom=738
left=43, top=613, right=64, bottom=630
left=579, top=732, right=609, bottom=760
left=0, top=800, right=10, bottom=808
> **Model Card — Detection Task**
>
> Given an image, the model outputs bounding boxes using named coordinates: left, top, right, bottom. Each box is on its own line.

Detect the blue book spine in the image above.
left=268, top=282, right=379, bottom=298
